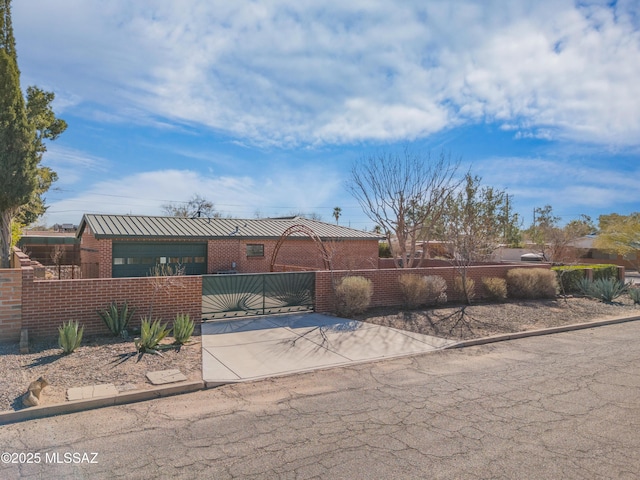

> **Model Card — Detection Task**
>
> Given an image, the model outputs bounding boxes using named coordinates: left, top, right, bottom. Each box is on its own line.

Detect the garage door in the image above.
left=112, top=242, right=207, bottom=277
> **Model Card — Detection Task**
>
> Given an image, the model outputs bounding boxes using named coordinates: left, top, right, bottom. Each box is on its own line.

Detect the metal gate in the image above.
left=202, top=272, right=315, bottom=320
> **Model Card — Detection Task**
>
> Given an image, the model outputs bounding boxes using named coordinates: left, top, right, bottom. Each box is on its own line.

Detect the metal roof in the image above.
left=78, top=214, right=382, bottom=241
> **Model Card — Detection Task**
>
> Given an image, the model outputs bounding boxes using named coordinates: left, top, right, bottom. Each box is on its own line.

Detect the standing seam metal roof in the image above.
left=78, top=214, right=382, bottom=240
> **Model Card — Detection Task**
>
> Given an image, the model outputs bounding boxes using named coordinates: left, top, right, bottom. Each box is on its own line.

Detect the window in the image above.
left=113, top=258, right=125, bottom=265
left=246, top=244, right=264, bottom=257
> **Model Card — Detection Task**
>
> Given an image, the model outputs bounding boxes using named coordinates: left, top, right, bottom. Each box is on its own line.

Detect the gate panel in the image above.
left=202, top=272, right=315, bottom=320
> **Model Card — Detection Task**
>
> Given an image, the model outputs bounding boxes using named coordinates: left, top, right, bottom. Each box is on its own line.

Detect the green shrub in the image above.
left=172, top=313, right=195, bottom=345
left=335, top=276, right=373, bottom=316
left=552, top=264, right=619, bottom=293
left=423, top=275, right=448, bottom=306
left=98, top=301, right=135, bottom=338
left=453, top=276, right=476, bottom=303
left=58, top=320, right=84, bottom=354
left=578, top=278, right=629, bottom=303
left=135, top=318, right=171, bottom=354
left=506, top=268, right=557, bottom=299
left=592, top=265, right=619, bottom=281
left=482, top=277, right=507, bottom=302
left=378, top=242, right=392, bottom=258
left=628, top=287, right=640, bottom=304
left=553, top=267, right=586, bottom=294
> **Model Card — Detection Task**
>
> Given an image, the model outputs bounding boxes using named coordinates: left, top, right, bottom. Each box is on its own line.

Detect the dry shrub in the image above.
left=397, top=274, right=447, bottom=308
left=398, top=274, right=427, bottom=309
left=453, top=276, right=476, bottom=302
left=423, top=275, right=448, bottom=306
left=482, top=277, right=507, bottom=302
left=335, top=276, right=373, bottom=316
left=506, top=268, right=557, bottom=299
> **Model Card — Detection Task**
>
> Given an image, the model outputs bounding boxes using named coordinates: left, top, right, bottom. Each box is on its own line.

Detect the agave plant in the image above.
left=98, top=301, right=135, bottom=338
left=58, top=320, right=84, bottom=354
left=628, top=287, right=640, bottom=305
left=135, top=318, right=171, bottom=354
left=581, top=278, right=629, bottom=303
left=172, top=313, right=194, bottom=345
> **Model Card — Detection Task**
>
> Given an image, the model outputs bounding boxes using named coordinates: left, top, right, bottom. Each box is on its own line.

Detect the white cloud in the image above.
left=42, top=145, right=110, bottom=186
left=44, top=167, right=345, bottom=225
left=476, top=156, right=640, bottom=221
left=13, top=1, right=640, bottom=147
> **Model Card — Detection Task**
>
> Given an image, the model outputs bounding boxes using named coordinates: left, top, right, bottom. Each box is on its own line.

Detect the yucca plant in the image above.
left=58, top=321, right=84, bottom=354
left=98, top=301, right=135, bottom=338
left=135, top=318, right=171, bottom=354
left=172, top=313, right=194, bottom=345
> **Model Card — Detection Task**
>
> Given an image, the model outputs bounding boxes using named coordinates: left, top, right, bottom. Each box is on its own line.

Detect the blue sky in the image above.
left=12, top=0, right=640, bottom=230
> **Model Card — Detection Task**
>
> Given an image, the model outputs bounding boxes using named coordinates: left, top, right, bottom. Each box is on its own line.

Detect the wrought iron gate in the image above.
left=202, top=272, right=315, bottom=320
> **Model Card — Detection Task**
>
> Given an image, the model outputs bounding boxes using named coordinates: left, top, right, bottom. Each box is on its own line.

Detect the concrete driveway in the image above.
left=201, top=313, right=456, bottom=386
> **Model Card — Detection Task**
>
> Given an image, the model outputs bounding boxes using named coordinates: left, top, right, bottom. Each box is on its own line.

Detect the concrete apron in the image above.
left=201, top=313, right=457, bottom=387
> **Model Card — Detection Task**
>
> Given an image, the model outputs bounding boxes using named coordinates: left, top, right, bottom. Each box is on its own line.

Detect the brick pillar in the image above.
left=0, top=268, right=23, bottom=343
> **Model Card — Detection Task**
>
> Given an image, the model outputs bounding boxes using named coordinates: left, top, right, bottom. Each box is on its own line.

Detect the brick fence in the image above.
left=315, top=264, right=553, bottom=312
left=0, top=249, right=201, bottom=341
left=4, top=247, right=622, bottom=343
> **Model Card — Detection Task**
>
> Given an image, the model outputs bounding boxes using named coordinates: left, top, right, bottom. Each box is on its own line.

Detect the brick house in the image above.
left=77, top=214, right=382, bottom=278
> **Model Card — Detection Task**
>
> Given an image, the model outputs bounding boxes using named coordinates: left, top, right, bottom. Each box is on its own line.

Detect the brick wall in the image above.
left=21, top=274, right=202, bottom=340
left=207, top=238, right=380, bottom=274
left=79, top=228, right=111, bottom=278
left=83, top=233, right=380, bottom=277
left=315, top=264, right=552, bottom=312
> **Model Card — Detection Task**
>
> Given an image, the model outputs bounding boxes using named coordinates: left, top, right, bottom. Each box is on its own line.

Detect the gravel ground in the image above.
left=0, top=333, right=201, bottom=413
left=355, top=295, right=639, bottom=340
left=1, top=295, right=638, bottom=413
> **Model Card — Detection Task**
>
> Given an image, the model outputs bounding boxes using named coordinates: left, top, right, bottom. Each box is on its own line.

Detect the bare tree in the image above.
left=50, top=244, right=65, bottom=279
left=162, top=194, right=219, bottom=218
left=525, top=205, right=594, bottom=262
left=348, top=148, right=461, bottom=268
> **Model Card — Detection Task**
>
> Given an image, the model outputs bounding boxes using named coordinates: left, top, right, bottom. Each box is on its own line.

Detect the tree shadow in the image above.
left=420, top=306, right=478, bottom=337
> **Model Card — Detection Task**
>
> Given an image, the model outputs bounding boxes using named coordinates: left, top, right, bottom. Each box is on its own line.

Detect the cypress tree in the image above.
left=0, top=0, right=37, bottom=267
left=0, top=0, right=65, bottom=267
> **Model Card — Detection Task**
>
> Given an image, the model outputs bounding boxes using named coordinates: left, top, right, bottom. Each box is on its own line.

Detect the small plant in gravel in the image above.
left=629, top=287, right=640, bottom=305
left=482, top=277, right=507, bottom=302
left=578, top=278, right=629, bottom=303
left=172, top=313, right=194, bottom=345
left=98, top=301, right=135, bottom=338
left=135, top=318, right=171, bottom=355
left=335, top=276, right=373, bottom=316
left=58, top=320, right=84, bottom=354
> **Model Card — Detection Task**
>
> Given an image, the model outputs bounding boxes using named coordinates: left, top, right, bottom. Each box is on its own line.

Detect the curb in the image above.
left=0, top=380, right=205, bottom=426
left=446, top=314, right=640, bottom=349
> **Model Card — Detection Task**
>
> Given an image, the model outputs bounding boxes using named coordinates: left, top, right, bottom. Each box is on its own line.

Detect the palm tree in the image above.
left=333, top=207, right=342, bottom=225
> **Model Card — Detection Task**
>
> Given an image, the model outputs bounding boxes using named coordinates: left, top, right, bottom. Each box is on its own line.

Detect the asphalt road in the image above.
left=2, top=320, right=640, bottom=479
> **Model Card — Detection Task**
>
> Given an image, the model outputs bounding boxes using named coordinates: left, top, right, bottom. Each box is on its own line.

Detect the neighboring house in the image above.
left=77, top=214, right=382, bottom=278
left=569, top=235, right=638, bottom=270
left=18, top=231, right=80, bottom=266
